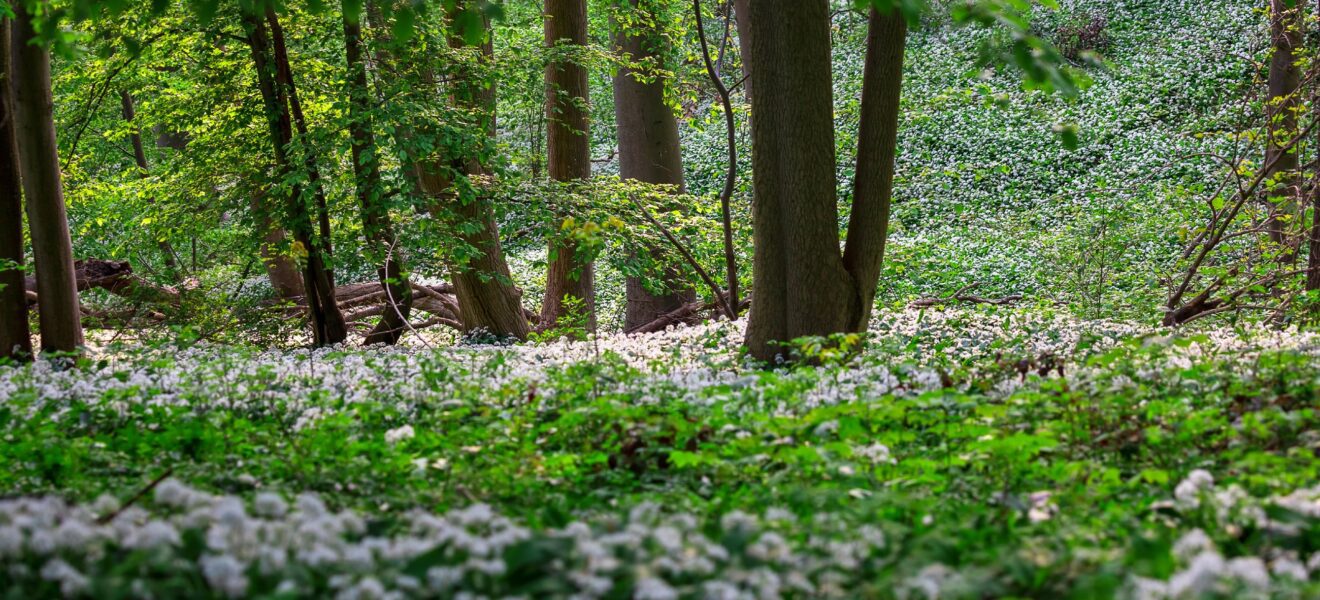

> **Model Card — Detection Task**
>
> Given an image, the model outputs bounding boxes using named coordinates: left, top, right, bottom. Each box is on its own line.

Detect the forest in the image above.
left=2, top=0, right=1320, bottom=597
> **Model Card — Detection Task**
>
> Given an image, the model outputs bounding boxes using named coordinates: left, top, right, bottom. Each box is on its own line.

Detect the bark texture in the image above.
left=613, top=0, right=697, bottom=331
left=732, top=0, right=752, bottom=102
left=442, top=5, right=531, bottom=340
left=344, top=9, right=411, bottom=345
left=743, top=2, right=906, bottom=361
left=245, top=11, right=347, bottom=346
left=841, top=9, right=906, bottom=330
left=1265, top=0, right=1302, bottom=254
left=251, top=193, right=305, bottom=300
left=541, top=0, right=595, bottom=332
left=1309, top=0, right=1320, bottom=292
left=0, top=18, right=31, bottom=361
left=11, top=7, right=83, bottom=354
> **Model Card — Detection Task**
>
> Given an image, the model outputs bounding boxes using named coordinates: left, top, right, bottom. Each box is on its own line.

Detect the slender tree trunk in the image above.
left=732, top=0, right=752, bottom=102
left=541, top=0, right=595, bottom=332
left=693, top=0, right=741, bottom=319
left=1265, top=0, right=1302, bottom=258
left=743, top=1, right=906, bottom=362
left=1307, top=0, right=1320, bottom=292
left=344, top=6, right=411, bottom=345
left=0, top=18, right=32, bottom=362
left=244, top=11, right=347, bottom=346
left=841, top=8, right=906, bottom=330
left=613, top=0, right=697, bottom=330
left=267, top=8, right=337, bottom=285
left=10, top=7, right=83, bottom=355
left=442, top=4, right=532, bottom=340
left=119, top=90, right=181, bottom=276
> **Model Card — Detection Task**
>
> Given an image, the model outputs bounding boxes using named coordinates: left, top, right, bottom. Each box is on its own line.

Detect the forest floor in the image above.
left=3, top=306, right=1320, bottom=598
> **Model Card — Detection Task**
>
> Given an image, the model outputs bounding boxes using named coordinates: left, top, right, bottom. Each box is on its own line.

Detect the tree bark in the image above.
left=1265, top=0, right=1302, bottom=257
left=841, top=8, right=906, bottom=330
left=119, top=90, right=181, bottom=276
left=267, top=8, right=337, bottom=285
left=1308, top=0, right=1320, bottom=293
left=250, top=193, right=305, bottom=300
left=613, top=0, right=697, bottom=331
left=344, top=7, right=411, bottom=345
left=10, top=6, right=83, bottom=355
left=731, top=0, right=752, bottom=102
left=743, top=2, right=906, bottom=361
left=244, top=10, right=347, bottom=346
left=0, top=18, right=31, bottom=361
left=743, top=0, right=853, bottom=360
left=541, top=0, right=595, bottom=332
left=441, top=4, right=532, bottom=340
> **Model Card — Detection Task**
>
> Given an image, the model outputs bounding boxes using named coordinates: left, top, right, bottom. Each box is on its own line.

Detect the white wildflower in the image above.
left=385, top=425, right=415, bottom=445
left=1174, top=470, right=1214, bottom=507
left=200, top=554, right=249, bottom=598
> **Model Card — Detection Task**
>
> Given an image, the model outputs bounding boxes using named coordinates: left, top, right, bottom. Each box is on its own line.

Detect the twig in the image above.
left=96, top=467, right=175, bottom=525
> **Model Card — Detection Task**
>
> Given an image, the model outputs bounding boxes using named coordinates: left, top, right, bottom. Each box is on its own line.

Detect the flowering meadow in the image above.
left=3, top=306, right=1320, bottom=598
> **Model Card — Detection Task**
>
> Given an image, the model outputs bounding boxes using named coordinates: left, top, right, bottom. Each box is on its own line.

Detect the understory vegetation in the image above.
left=5, top=307, right=1320, bottom=598
left=3, top=0, right=1320, bottom=598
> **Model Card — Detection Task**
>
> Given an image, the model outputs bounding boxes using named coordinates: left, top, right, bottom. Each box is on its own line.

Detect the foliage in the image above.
left=4, top=308, right=1320, bottom=596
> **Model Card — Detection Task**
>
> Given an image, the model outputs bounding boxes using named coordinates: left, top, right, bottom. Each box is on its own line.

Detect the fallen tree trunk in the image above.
left=25, top=259, right=182, bottom=306
left=909, top=284, right=1023, bottom=309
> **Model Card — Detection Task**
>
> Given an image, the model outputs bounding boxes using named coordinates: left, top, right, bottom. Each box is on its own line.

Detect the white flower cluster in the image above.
left=1130, top=470, right=1320, bottom=599
left=5, top=306, right=1317, bottom=435
left=0, top=481, right=895, bottom=599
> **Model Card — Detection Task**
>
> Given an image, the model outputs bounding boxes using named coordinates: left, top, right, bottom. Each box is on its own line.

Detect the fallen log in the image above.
left=909, top=283, right=1023, bottom=309
left=25, top=259, right=183, bottom=307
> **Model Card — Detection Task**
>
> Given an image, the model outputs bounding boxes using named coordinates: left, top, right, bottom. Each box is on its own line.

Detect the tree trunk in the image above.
left=251, top=194, right=305, bottom=299
left=732, top=0, right=752, bottom=102
left=10, top=7, right=83, bottom=355
left=244, top=10, right=347, bottom=346
left=344, top=7, right=411, bottom=345
left=442, top=4, right=532, bottom=340
left=1308, top=0, right=1320, bottom=293
left=267, top=8, right=337, bottom=286
left=541, top=0, right=595, bottom=332
left=841, top=8, right=906, bottom=330
left=119, top=90, right=181, bottom=276
left=1265, top=0, right=1302, bottom=257
left=0, top=18, right=31, bottom=362
left=743, top=0, right=854, bottom=360
left=743, top=2, right=906, bottom=362
left=612, top=0, right=697, bottom=331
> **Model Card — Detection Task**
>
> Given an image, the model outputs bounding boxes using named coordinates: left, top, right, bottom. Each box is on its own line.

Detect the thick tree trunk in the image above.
left=612, top=0, right=697, bottom=331
left=119, top=90, right=181, bottom=276
left=244, top=11, right=347, bottom=346
left=344, top=8, right=411, bottom=345
left=841, top=8, right=906, bottom=330
left=250, top=194, right=305, bottom=300
left=442, top=4, right=531, bottom=341
left=10, top=7, right=83, bottom=355
left=1265, top=0, right=1302, bottom=256
left=541, top=0, right=595, bottom=332
left=743, top=0, right=855, bottom=361
left=0, top=19, right=32, bottom=361
left=743, top=2, right=907, bottom=362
